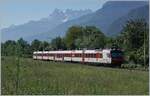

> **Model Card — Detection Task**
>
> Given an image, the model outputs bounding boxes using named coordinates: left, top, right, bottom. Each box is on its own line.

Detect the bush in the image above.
left=121, top=63, right=137, bottom=69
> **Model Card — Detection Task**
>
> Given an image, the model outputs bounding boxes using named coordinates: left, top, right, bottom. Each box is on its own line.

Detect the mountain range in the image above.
left=1, top=9, right=92, bottom=42
left=107, top=4, right=149, bottom=36
left=1, top=1, right=149, bottom=42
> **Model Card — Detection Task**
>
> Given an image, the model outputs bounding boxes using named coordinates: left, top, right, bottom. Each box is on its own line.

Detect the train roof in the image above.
left=33, top=49, right=113, bottom=54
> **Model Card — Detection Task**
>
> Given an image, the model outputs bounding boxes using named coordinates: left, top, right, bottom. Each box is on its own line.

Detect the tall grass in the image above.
left=1, top=57, right=149, bottom=95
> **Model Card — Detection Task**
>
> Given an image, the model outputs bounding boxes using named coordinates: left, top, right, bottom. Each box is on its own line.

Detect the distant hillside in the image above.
left=1, top=9, right=92, bottom=42
left=50, top=1, right=148, bottom=36
left=107, top=5, right=149, bottom=36
left=27, top=1, right=148, bottom=42
left=1, top=1, right=148, bottom=42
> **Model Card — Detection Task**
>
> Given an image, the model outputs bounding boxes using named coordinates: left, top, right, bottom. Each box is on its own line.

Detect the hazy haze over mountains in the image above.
left=1, top=9, right=92, bottom=42
left=1, top=1, right=149, bottom=42
left=107, top=4, right=149, bottom=36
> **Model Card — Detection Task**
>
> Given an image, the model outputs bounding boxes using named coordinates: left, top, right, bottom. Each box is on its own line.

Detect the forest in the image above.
left=1, top=19, right=149, bottom=67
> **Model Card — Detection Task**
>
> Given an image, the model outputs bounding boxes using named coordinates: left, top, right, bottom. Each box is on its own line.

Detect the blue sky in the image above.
left=0, top=0, right=108, bottom=29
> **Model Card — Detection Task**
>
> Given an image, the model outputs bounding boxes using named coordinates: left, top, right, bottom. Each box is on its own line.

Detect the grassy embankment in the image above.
left=1, top=57, right=149, bottom=95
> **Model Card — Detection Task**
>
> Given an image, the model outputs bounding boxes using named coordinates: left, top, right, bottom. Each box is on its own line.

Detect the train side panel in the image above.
left=33, top=49, right=114, bottom=64
left=64, top=57, right=72, bottom=61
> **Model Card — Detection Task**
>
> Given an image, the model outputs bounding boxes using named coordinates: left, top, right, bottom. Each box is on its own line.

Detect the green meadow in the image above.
left=1, top=57, right=149, bottom=95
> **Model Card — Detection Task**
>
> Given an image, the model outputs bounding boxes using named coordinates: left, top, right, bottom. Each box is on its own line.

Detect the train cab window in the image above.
left=111, top=50, right=123, bottom=58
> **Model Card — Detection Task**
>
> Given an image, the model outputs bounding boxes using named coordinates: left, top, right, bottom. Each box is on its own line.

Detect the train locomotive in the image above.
left=33, top=48, right=124, bottom=66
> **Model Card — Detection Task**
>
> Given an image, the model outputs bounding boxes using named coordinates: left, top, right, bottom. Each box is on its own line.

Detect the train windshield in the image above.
left=111, top=50, right=123, bottom=58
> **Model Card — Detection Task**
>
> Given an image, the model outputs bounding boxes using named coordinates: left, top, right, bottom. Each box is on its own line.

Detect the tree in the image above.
left=118, top=19, right=149, bottom=65
left=51, top=37, right=66, bottom=50
left=1, top=40, right=16, bottom=56
left=31, top=39, right=42, bottom=51
left=38, top=41, right=51, bottom=51
left=42, top=41, right=50, bottom=51
left=65, top=26, right=83, bottom=49
left=16, top=38, right=31, bottom=57
left=65, top=26, right=106, bottom=50
left=104, top=37, right=116, bottom=48
left=119, top=19, right=148, bottom=51
left=82, top=26, right=106, bottom=49
left=1, top=38, right=32, bottom=57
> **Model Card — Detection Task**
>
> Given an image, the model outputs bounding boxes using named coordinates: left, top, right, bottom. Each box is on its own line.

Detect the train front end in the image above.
left=110, top=49, right=124, bottom=66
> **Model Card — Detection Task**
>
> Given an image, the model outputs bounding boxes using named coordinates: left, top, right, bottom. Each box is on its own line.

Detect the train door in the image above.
left=102, top=50, right=111, bottom=64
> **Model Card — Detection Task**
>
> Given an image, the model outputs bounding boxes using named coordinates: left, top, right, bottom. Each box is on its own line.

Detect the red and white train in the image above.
left=33, top=49, right=124, bottom=65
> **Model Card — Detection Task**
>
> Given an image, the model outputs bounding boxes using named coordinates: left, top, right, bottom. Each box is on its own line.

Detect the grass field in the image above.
left=1, top=57, right=149, bottom=95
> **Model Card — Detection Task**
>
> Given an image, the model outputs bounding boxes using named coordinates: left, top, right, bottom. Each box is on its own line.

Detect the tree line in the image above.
left=1, top=19, right=149, bottom=66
